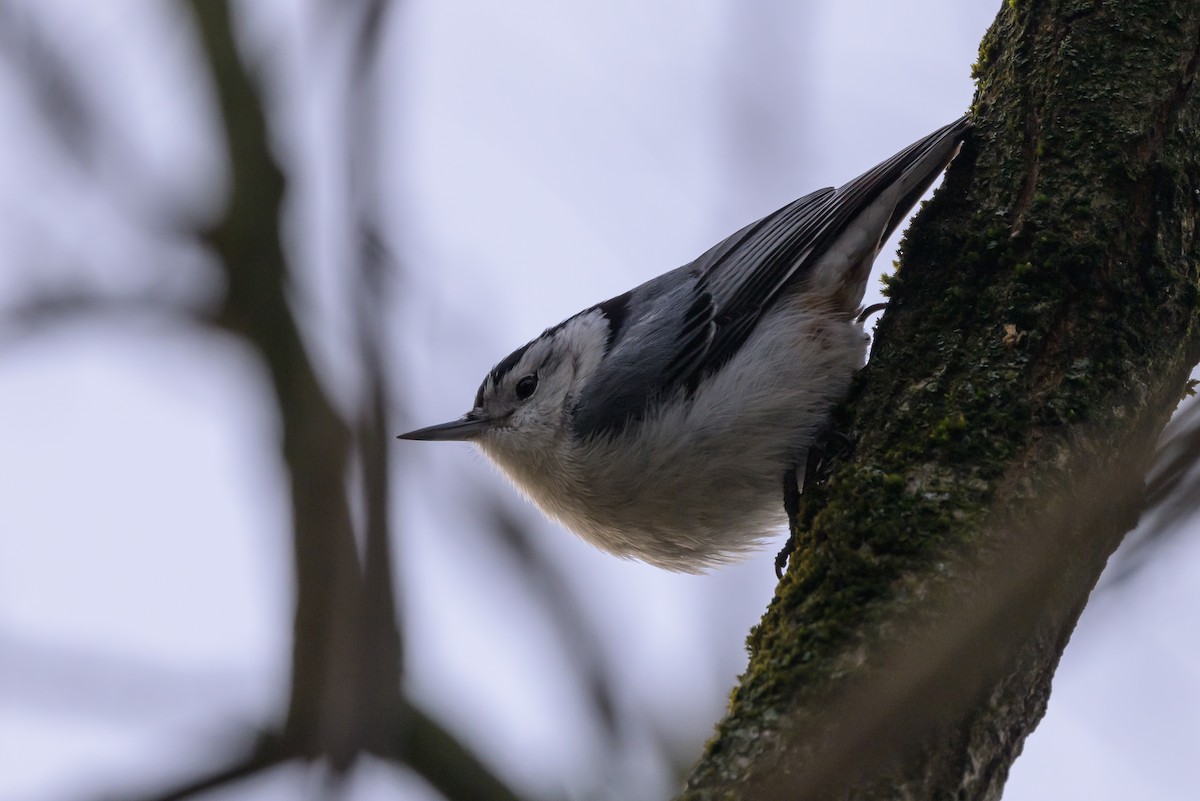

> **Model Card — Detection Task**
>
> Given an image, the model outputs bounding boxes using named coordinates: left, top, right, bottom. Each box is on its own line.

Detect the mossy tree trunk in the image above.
left=680, top=2, right=1200, bottom=799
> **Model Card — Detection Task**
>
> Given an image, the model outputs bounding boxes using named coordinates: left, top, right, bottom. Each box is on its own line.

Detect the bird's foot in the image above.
left=857, top=302, right=889, bottom=324
left=775, top=429, right=854, bottom=579
left=775, top=467, right=801, bottom=579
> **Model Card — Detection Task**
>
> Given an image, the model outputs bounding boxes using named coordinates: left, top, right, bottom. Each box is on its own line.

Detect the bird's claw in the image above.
left=775, top=429, right=854, bottom=578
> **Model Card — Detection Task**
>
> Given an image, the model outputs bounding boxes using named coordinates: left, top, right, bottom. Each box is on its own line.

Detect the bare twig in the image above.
left=0, top=0, right=96, bottom=166
left=95, top=733, right=289, bottom=801
left=384, top=697, right=528, bottom=801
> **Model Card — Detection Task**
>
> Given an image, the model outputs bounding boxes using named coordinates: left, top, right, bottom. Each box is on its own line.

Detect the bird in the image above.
left=400, top=116, right=971, bottom=573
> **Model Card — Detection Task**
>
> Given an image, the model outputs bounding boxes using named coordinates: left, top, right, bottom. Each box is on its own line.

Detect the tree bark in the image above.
left=680, top=2, right=1200, bottom=799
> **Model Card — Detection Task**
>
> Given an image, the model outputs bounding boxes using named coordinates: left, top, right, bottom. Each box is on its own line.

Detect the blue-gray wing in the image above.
left=572, top=116, right=971, bottom=440
left=570, top=190, right=834, bottom=440
left=661, top=188, right=836, bottom=390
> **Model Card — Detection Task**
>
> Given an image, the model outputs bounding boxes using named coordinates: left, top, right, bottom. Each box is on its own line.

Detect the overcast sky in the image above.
left=1, top=2, right=1197, bottom=800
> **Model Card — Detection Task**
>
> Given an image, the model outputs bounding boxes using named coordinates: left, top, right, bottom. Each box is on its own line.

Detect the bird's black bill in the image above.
left=398, top=414, right=490, bottom=441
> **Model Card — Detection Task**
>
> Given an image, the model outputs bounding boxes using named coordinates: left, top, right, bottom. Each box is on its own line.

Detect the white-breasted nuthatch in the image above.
left=401, top=117, right=970, bottom=572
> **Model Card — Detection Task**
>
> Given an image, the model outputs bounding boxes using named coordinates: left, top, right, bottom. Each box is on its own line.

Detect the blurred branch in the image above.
left=1146, top=395, right=1200, bottom=512
left=345, top=0, right=406, bottom=761
left=487, top=501, right=621, bottom=739
left=188, top=0, right=367, bottom=768
left=97, top=733, right=288, bottom=801
left=682, top=2, right=1200, bottom=798
left=0, top=289, right=213, bottom=348
left=1106, top=396, right=1200, bottom=583
left=0, top=2, right=217, bottom=243
left=0, top=0, right=97, bottom=166
left=382, top=697, right=527, bottom=801
left=0, top=630, right=255, bottom=724
left=78, top=2, right=530, bottom=800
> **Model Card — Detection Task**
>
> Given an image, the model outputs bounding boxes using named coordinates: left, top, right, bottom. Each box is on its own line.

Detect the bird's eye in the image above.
left=515, top=374, right=538, bottom=400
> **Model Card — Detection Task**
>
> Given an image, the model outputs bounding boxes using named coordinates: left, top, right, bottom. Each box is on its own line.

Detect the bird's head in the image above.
left=399, top=309, right=611, bottom=452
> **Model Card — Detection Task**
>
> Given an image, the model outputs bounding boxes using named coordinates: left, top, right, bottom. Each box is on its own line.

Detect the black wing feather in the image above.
left=572, top=117, right=970, bottom=440
left=665, top=116, right=970, bottom=391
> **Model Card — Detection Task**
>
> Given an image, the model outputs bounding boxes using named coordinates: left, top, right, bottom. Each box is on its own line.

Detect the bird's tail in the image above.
left=810, top=115, right=972, bottom=312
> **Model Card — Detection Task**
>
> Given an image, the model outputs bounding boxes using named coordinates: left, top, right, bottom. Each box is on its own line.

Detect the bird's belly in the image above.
left=558, top=450, right=790, bottom=572
left=551, top=306, right=867, bottom=572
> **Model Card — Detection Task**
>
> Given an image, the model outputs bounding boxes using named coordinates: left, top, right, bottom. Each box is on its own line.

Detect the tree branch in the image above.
left=380, top=697, right=528, bottom=801
left=681, top=1, right=1200, bottom=798
left=187, top=0, right=367, bottom=766
left=93, top=734, right=289, bottom=801
left=181, top=3, right=528, bottom=798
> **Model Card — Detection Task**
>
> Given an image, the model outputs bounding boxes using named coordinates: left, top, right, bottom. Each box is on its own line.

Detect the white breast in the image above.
left=485, top=297, right=867, bottom=572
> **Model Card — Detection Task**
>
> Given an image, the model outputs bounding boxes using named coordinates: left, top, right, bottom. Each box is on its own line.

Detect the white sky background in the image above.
left=0, top=1, right=1197, bottom=800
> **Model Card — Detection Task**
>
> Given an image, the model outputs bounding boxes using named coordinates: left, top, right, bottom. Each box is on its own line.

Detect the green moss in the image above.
left=930, top=413, right=969, bottom=443
left=879, top=268, right=901, bottom=297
